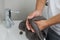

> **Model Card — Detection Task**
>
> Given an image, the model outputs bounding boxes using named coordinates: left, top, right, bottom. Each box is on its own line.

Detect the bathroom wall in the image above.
left=0, top=0, right=48, bottom=20
left=0, top=0, right=4, bottom=20
left=0, top=0, right=36, bottom=20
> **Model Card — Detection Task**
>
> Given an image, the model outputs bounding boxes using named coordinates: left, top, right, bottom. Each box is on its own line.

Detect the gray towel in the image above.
left=19, top=16, right=48, bottom=40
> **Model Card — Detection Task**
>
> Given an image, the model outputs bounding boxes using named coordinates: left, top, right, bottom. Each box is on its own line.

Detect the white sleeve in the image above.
left=55, top=0, right=60, bottom=9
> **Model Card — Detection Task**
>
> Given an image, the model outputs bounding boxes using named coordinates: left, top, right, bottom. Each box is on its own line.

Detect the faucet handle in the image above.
left=11, top=9, right=20, bottom=14
left=5, top=8, right=20, bottom=14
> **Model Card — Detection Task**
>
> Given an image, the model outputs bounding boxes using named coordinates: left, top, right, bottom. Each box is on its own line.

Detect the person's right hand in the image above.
left=26, top=10, right=42, bottom=32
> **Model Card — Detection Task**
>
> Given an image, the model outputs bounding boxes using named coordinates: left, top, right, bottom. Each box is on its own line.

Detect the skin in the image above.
left=26, top=0, right=60, bottom=32
left=35, top=14, right=60, bottom=31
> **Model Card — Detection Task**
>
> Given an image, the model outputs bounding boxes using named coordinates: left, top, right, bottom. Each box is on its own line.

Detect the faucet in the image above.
left=5, top=8, right=14, bottom=28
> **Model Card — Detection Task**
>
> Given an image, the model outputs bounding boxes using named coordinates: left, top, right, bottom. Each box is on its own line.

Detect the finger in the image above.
left=31, top=27, right=35, bottom=32
left=26, top=19, right=35, bottom=32
left=28, top=13, right=36, bottom=19
left=26, top=19, right=31, bottom=30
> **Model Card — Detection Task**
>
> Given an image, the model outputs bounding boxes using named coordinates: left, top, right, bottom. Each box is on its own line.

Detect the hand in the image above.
left=26, top=10, right=42, bottom=32
left=35, top=20, right=48, bottom=31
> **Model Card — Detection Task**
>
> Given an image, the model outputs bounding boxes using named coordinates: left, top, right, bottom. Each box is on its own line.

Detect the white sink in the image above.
left=0, top=20, right=28, bottom=40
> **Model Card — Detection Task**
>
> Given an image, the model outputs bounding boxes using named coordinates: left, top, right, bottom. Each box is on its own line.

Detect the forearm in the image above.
left=47, top=14, right=60, bottom=27
left=39, top=14, right=60, bottom=30
left=35, top=0, right=46, bottom=13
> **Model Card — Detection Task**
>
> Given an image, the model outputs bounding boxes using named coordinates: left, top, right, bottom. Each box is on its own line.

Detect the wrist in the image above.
left=46, top=20, right=53, bottom=27
left=34, top=10, right=42, bottom=16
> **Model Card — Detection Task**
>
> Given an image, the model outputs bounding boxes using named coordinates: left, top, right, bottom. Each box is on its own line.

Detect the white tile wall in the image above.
left=0, top=0, right=4, bottom=20
left=0, top=0, right=48, bottom=20
left=0, top=0, right=36, bottom=20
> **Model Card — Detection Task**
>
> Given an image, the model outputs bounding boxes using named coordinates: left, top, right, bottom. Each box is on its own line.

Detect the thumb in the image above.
left=28, top=13, right=36, bottom=19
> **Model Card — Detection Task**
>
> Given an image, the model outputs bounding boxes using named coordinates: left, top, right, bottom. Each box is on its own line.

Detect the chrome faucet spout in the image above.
left=5, top=8, right=14, bottom=28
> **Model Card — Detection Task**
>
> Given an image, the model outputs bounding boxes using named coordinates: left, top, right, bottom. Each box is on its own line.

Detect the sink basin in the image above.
left=0, top=20, right=28, bottom=40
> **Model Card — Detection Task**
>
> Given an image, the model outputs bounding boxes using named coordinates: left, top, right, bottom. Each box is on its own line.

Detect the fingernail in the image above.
left=28, top=28, right=30, bottom=30
left=28, top=16, right=33, bottom=19
left=31, top=29, right=35, bottom=32
left=32, top=30, right=35, bottom=32
left=26, top=26, right=30, bottom=30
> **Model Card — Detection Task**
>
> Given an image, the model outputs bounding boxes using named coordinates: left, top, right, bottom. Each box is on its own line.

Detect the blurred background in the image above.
left=0, top=0, right=48, bottom=20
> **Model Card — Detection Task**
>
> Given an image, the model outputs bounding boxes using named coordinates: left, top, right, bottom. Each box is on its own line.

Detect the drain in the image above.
left=20, top=31, right=23, bottom=35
